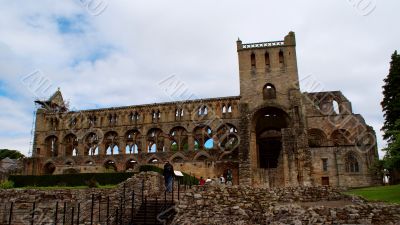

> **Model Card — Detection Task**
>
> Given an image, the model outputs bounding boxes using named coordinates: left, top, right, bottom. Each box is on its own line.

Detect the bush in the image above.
left=9, top=172, right=134, bottom=187
left=86, top=177, right=99, bottom=188
left=139, top=165, right=199, bottom=185
left=0, top=180, right=14, bottom=189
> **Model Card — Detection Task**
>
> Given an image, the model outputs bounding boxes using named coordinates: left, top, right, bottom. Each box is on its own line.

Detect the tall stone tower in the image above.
left=236, top=32, right=312, bottom=187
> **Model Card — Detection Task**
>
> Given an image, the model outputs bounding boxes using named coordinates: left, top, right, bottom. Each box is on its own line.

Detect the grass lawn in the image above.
left=345, top=184, right=400, bottom=204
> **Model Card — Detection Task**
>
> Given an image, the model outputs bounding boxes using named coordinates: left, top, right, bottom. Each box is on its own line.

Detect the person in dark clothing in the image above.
left=163, top=161, right=174, bottom=192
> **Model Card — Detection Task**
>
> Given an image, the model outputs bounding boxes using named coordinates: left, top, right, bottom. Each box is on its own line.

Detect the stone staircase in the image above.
left=129, top=184, right=185, bottom=225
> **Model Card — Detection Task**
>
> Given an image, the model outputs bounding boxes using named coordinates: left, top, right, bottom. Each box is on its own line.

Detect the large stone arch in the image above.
left=125, top=129, right=142, bottom=154
left=103, top=131, right=120, bottom=155
left=168, top=152, right=186, bottom=163
left=249, top=106, right=292, bottom=187
left=63, top=133, right=78, bottom=156
left=215, top=123, right=239, bottom=151
left=193, top=151, right=211, bottom=161
left=308, top=128, right=327, bottom=147
left=169, top=126, right=188, bottom=151
left=44, top=135, right=59, bottom=157
left=193, top=125, right=213, bottom=150
left=146, top=127, right=165, bottom=153
left=146, top=155, right=162, bottom=164
left=43, top=160, right=56, bottom=175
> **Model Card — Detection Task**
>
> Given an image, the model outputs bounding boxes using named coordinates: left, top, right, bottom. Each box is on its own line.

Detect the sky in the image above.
left=0, top=0, right=398, bottom=157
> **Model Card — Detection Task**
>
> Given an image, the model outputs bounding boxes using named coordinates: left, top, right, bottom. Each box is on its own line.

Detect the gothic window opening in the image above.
left=108, top=114, right=117, bottom=125
left=88, top=115, right=97, bottom=126
left=227, top=104, right=232, bottom=113
left=63, top=134, right=78, bottom=157
left=130, top=111, right=140, bottom=123
left=265, top=52, right=270, bottom=67
left=85, top=133, right=99, bottom=156
left=308, top=129, right=327, bottom=147
left=322, top=158, right=328, bottom=172
left=147, top=128, right=164, bottom=153
left=194, top=125, right=213, bottom=150
left=45, top=135, right=59, bottom=157
left=251, top=52, right=256, bottom=69
left=126, top=130, right=141, bottom=154
left=222, top=105, right=227, bottom=114
left=198, top=105, right=208, bottom=116
left=345, top=152, right=360, bottom=173
left=216, top=124, right=239, bottom=151
left=263, top=83, right=276, bottom=99
left=104, top=131, right=119, bottom=155
left=104, top=160, right=117, bottom=172
left=279, top=50, right=284, bottom=65
left=152, top=110, right=161, bottom=122
left=332, top=100, right=340, bottom=114
left=170, top=126, right=188, bottom=151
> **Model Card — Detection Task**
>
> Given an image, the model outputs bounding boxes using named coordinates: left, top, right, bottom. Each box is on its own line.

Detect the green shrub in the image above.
left=86, top=177, right=99, bottom=188
left=0, top=180, right=14, bottom=189
left=9, top=172, right=134, bottom=187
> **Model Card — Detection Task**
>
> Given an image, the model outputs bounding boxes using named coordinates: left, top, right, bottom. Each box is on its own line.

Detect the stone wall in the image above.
left=173, top=185, right=400, bottom=225
left=0, top=172, right=164, bottom=224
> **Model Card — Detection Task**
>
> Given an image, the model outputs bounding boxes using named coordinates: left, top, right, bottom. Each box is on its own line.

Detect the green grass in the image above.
left=345, top=184, right=400, bottom=204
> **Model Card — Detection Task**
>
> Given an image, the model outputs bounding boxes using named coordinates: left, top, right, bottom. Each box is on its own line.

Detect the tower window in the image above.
left=251, top=53, right=256, bottom=68
left=263, top=83, right=276, bottom=99
left=265, top=52, right=270, bottom=66
left=322, top=158, right=328, bottom=172
left=345, top=152, right=359, bottom=173
left=279, top=50, right=284, bottom=64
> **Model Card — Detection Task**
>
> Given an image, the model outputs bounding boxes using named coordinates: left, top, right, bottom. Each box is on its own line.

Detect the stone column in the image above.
left=238, top=103, right=252, bottom=186
left=188, top=133, right=194, bottom=151
left=141, top=136, right=148, bottom=153
left=164, top=138, right=171, bottom=152
left=77, top=142, right=85, bottom=156
left=119, top=140, right=126, bottom=155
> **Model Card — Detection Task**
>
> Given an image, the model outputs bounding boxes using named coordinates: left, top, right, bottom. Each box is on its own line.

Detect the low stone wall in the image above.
left=173, top=185, right=400, bottom=225
left=0, top=172, right=164, bottom=224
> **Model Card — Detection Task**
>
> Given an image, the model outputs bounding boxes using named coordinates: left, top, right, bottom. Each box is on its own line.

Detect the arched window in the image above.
left=263, top=83, right=276, bottom=99
left=332, top=100, right=340, bottom=114
left=147, top=128, right=164, bottom=153
left=279, top=50, right=284, bottom=64
left=251, top=53, right=256, bottom=68
left=265, top=52, right=270, bottom=66
left=227, top=104, right=232, bottom=113
left=198, top=105, right=208, bottom=116
left=345, top=152, right=360, bottom=173
left=222, top=105, right=227, bottom=114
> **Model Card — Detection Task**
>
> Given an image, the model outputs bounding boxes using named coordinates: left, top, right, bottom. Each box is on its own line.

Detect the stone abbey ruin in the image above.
left=24, top=32, right=379, bottom=188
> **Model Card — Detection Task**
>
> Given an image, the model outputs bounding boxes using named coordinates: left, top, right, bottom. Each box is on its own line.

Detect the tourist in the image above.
left=219, top=174, right=225, bottom=184
left=205, top=177, right=212, bottom=184
left=199, top=176, right=206, bottom=186
left=226, top=169, right=233, bottom=185
left=163, top=161, right=174, bottom=192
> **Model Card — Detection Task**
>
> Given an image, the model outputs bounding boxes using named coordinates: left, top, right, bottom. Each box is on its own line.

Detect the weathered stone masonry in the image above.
left=24, top=32, right=379, bottom=187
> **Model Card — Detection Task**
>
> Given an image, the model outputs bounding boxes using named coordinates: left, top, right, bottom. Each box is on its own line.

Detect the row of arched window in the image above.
left=41, top=124, right=239, bottom=158
left=308, top=128, right=374, bottom=147
left=59, top=103, right=237, bottom=129
left=250, top=50, right=285, bottom=69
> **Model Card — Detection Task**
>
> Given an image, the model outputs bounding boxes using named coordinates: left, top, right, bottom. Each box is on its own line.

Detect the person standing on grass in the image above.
left=163, top=161, right=174, bottom=192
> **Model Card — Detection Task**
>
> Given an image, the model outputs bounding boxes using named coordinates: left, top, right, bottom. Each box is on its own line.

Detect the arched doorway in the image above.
left=252, top=107, right=290, bottom=187
left=43, top=162, right=56, bottom=175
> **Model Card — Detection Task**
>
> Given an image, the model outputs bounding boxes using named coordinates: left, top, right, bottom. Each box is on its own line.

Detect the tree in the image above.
left=381, top=51, right=400, bottom=183
left=0, top=149, right=25, bottom=160
left=381, top=51, right=400, bottom=141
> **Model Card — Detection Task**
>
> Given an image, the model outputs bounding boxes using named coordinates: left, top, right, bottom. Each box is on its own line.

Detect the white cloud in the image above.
left=0, top=0, right=398, bottom=158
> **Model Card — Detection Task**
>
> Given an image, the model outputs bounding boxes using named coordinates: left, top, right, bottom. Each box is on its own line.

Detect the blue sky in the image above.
left=0, top=0, right=398, bottom=157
